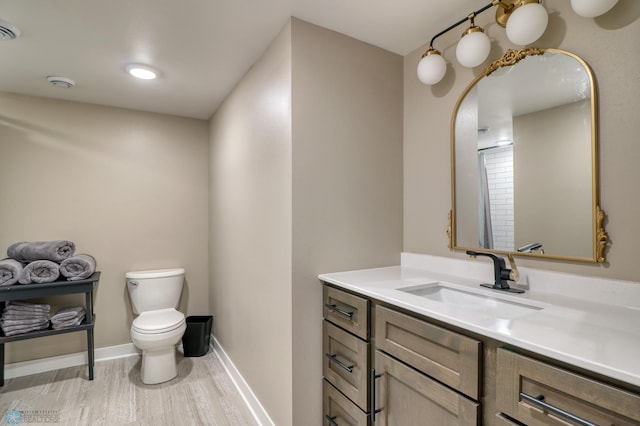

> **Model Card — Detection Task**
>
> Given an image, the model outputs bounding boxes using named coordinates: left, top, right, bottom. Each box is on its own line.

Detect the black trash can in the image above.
left=182, top=315, right=213, bottom=357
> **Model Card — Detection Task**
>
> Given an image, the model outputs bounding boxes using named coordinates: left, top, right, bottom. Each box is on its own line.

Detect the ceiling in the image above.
left=0, top=0, right=484, bottom=120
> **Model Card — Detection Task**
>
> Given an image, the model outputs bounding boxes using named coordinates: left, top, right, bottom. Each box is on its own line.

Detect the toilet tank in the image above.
left=126, top=268, right=185, bottom=314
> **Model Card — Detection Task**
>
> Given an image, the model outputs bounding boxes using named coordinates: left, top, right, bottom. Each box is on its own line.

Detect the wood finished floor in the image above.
left=0, top=350, right=258, bottom=425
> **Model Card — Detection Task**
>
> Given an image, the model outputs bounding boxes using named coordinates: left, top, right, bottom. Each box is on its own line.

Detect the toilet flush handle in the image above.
left=129, top=280, right=139, bottom=286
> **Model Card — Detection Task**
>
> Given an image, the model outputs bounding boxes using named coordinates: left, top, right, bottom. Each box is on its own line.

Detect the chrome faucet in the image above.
left=517, top=242, right=544, bottom=254
left=466, top=250, right=524, bottom=293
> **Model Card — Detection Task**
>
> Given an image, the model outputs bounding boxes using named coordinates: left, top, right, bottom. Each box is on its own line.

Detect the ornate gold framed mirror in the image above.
left=448, top=48, right=608, bottom=263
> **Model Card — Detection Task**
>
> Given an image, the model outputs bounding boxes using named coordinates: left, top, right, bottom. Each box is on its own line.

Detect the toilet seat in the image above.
left=132, top=308, right=185, bottom=334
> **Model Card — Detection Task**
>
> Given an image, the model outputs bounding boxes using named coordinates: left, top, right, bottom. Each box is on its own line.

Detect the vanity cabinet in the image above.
left=322, top=286, right=371, bottom=425
left=322, top=282, right=640, bottom=425
left=322, top=284, right=481, bottom=425
left=496, top=348, right=640, bottom=426
left=375, top=305, right=481, bottom=399
left=374, top=350, right=479, bottom=425
left=373, top=305, right=480, bottom=425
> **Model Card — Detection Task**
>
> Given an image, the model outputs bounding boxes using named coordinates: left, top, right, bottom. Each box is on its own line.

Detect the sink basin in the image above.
left=398, top=283, right=543, bottom=320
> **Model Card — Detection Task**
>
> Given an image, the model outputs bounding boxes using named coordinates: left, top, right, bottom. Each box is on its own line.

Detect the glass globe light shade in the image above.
left=456, top=27, right=491, bottom=68
left=417, top=49, right=447, bottom=85
left=570, top=0, right=619, bottom=17
left=506, top=2, right=548, bottom=45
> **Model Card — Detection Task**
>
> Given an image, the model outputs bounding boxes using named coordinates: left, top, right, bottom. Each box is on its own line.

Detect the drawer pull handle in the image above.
left=520, top=393, right=598, bottom=426
left=370, top=368, right=383, bottom=422
left=325, top=303, right=354, bottom=319
left=325, top=414, right=339, bottom=426
left=325, top=353, right=354, bottom=373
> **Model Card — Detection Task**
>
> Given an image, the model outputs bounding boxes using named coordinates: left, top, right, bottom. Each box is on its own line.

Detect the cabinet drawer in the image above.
left=374, top=350, right=479, bottom=426
left=494, top=413, right=523, bottom=426
left=323, top=380, right=369, bottom=426
left=324, top=286, right=369, bottom=340
left=323, top=321, right=370, bottom=410
left=374, top=305, right=481, bottom=399
left=497, top=348, right=640, bottom=426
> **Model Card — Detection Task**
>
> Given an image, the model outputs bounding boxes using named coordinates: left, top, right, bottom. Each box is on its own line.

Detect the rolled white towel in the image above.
left=7, top=240, right=75, bottom=262
left=18, top=260, right=60, bottom=284
left=59, top=254, right=96, bottom=281
left=0, top=258, right=24, bottom=286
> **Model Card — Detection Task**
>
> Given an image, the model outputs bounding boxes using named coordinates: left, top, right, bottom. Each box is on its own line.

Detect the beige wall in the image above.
left=209, top=22, right=294, bottom=426
left=0, top=93, right=210, bottom=363
left=514, top=101, right=592, bottom=258
left=404, top=1, right=640, bottom=281
left=208, top=17, right=403, bottom=426
left=290, top=18, right=403, bottom=424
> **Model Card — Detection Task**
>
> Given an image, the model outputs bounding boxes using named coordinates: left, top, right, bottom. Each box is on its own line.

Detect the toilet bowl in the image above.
left=126, top=268, right=186, bottom=385
left=130, top=308, right=186, bottom=384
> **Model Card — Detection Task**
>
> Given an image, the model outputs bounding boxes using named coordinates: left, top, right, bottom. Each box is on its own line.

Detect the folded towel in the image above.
left=0, top=258, right=24, bottom=286
left=7, top=240, right=76, bottom=262
left=51, top=306, right=85, bottom=322
left=59, top=254, right=96, bottom=281
left=1, top=312, right=49, bottom=320
left=18, top=260, right=60, bottom=284
left=2, top=321, right=49, bottom=336
left=52, top=313, right=85, bottom=329
left=1, top=317, right=50, bottom=327
left=7, top=301, right=51, bottom=310
left=4, top=301, right=51, bottom=316
left=1, top=318, right=49, bottom=330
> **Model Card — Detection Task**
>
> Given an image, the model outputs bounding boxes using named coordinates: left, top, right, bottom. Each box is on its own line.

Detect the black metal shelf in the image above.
left=0, top=272, right=100, bottom=386
left=0, top=315, right=95, bottom=343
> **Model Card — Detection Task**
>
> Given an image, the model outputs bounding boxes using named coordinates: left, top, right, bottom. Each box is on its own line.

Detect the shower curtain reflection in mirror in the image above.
left=478, top=152, right=493, bottom=249
left=477, top=145, right=515, bottom=251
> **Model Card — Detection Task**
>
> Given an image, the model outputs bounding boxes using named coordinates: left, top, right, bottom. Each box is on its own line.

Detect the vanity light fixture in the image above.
left=503, top=0, right=548, bottom=46
left=418, top=0, right=619, bottom=85
left=126, top=64, right=158, bottom=80
left=570, top=0, right=618, bottom=18
left=456, top=15, right=491, bottom=68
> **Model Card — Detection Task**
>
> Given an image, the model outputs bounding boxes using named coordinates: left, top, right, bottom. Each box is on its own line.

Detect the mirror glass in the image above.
left=450, top=48, right=606, bottom=263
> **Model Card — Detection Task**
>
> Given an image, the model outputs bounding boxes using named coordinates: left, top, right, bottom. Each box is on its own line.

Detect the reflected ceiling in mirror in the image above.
left=448, top=48, right=608, bottom=263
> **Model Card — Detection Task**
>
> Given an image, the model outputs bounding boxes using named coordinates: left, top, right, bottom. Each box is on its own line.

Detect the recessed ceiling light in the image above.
left=126, top=64, right=158, bottom=80
left=47, top=75, right=75, bottom=88
left=0, top=19, right=20, bottom=41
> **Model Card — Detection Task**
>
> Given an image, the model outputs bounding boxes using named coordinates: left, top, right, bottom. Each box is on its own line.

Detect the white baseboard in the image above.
left=211, top=336, right=275, bottom=426
left=4, top=337, right=272, bottom=426
left=4, top=343, right=140, bottom=380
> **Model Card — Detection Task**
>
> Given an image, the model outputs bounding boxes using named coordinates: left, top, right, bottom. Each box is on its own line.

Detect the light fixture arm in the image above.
left=418, top=0, right=618, bottom=85
left=493, top=0, right=515, bottom=12
left=427, top=1, right=496, bottom=49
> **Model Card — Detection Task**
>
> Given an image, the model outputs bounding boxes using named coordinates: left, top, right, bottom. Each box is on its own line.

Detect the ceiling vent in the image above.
left=47, top=76, right=75, bottom=88
left=0, top=19, right=20, bottom=41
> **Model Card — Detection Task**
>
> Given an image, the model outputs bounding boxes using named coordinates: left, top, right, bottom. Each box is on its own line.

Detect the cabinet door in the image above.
left=323, top=380, right=369, bottom=426
left=374, top=351, right=479, bottom=426
left=375, top=305, right=481, bottom=399
left=324, top=286, right=369, bottom=340
left=323, top=321, right=370, bottom=410
left=497, top=348, right=640, bottom=426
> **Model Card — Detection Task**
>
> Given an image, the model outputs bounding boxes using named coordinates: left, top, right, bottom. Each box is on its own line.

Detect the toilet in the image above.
left=126, top=268, right=186, bottom=385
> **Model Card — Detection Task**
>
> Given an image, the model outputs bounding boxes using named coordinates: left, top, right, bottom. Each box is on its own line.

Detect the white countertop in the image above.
left=319, top=261, right=640, bottom=388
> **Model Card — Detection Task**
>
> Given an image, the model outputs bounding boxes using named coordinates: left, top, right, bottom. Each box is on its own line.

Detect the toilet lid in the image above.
left=132, top=308, right=185, bottom=334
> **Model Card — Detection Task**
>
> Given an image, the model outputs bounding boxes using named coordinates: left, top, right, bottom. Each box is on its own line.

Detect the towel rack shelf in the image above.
left=0, top=272, right=100, bottom=386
